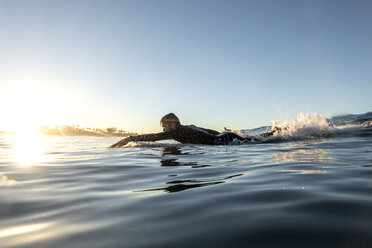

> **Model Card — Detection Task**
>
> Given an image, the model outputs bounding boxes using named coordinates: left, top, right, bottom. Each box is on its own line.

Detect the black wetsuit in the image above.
left=110, top=125, right=275, bottom=148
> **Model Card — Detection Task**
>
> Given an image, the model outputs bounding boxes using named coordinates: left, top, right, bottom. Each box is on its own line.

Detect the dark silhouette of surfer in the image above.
left=110, top=113, right=279, bottom=148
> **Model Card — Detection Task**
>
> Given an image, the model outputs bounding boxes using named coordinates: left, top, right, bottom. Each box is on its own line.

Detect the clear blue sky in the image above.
left=1, top=0, right=371, bottom=132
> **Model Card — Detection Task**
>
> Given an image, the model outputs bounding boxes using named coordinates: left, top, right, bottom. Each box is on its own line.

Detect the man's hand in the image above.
left=110, top=136, right=133, bottom=148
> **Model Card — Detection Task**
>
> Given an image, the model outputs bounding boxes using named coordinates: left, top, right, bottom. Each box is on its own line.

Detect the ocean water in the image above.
left=1, top=112, right=372, bottom=248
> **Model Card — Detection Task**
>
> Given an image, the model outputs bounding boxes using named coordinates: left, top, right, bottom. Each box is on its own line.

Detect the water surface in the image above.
left=1, top=113, right=372, bottom=247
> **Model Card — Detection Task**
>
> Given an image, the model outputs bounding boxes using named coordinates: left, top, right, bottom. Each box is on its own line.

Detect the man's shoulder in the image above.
left=180, top=125, right=217, bottom=135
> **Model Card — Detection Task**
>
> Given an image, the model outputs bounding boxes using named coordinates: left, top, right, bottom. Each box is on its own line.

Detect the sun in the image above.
left=0, top=85, right=74, bottom=132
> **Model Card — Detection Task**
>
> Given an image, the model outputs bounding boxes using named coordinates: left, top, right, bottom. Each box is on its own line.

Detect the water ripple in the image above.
left=1, top=134, right=372, bottom=247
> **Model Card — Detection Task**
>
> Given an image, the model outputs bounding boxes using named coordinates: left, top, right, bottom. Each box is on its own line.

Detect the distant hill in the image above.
left=37, top=125, right=138, bottom=137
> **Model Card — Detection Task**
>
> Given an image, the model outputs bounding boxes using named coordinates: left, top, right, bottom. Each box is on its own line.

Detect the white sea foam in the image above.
left=124, top=140, right=180, bottom=148
left=362, top=121, right=372, bottom=127
left=269, top=113, right=335, bottom=140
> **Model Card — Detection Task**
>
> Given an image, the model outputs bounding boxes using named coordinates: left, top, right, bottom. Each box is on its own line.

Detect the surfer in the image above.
left=110, top=113, right=279, bottom=148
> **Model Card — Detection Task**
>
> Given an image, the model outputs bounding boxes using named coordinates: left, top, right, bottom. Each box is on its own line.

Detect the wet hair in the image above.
left=160, top=113, right=180, bottom=127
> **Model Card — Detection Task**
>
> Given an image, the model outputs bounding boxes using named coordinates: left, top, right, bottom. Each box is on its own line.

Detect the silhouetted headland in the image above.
left=37, top=125, right=138, bottom=137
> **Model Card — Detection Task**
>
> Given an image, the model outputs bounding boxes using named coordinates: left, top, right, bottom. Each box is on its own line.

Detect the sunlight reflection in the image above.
left=0, top=223, right=49, bottom=238
left=0, top=174, right=18, bottom=186
left=273, top=149, right=328, bottom=164
left=280, top=169, right=326, bottom=174
left=273, top=145, right=329, bottom=175
left=13, top=131, right=45, bottom=166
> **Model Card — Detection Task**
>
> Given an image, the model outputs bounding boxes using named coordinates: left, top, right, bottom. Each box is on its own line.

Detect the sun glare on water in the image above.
left=0, top=83, right=75, bottom=166
left=13, top=131, right=45, bottom=166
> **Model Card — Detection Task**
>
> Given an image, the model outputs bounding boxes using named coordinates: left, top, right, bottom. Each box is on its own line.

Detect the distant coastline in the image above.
left=0, top=131, right=14, bottom=134
left=38, top=125, right=138, bottom=137
left=0, top=125, right=138, bottom=137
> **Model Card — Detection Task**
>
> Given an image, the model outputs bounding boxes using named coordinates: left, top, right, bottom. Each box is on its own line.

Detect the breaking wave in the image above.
left=240, top=111, right=372, bottom=142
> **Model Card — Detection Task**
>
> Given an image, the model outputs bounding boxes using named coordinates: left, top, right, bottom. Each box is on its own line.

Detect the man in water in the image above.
left=110, top=113, right=278, bottom=148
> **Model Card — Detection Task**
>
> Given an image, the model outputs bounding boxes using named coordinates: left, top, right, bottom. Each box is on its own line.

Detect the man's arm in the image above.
left=110, top=132, right=172, bottom=148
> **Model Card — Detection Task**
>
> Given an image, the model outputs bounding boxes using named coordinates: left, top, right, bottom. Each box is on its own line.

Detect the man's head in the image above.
left=160, top=113, right=180, bottom=132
